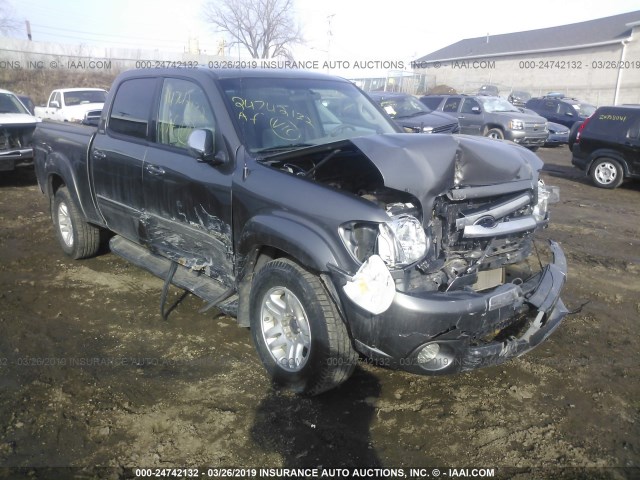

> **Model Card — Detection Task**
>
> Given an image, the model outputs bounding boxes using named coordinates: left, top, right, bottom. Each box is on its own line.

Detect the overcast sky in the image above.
left=6, top=0, right=639, bottom=65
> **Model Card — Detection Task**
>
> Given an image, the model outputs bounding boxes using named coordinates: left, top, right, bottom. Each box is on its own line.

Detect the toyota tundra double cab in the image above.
left=33, top=68, right=568, bottom=395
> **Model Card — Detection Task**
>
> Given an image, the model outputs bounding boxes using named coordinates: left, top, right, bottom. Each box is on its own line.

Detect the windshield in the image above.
left=574, top=103, right=596, bottom=117
left=377, top=95, right=430, bottom=119
left=63, top=90, right=107, bottom=106
left=0, top=93, right=31, bottom=115
left=479, top=97, right=520, bottom=113
left=220, top=77, right=398, bottom=153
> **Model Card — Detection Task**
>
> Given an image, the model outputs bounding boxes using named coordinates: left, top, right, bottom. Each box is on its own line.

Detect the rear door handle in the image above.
left=145, top=164, right=165, bottom=176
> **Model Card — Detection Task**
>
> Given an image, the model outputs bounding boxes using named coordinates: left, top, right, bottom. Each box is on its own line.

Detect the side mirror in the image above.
left=50, top=100, right=60, bottom=109
left=471, top=106, right=481, bottom=113
left=187, top=129, right=226, bottom=165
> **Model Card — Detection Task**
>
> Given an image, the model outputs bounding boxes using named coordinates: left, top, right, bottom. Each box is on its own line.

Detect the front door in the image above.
left=458, top=98, right=483, bottom=135
left=142, top=77, right=234, bottom=286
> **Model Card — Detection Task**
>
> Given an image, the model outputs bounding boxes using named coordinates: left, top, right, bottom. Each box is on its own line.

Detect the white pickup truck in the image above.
left=34, top=88, right=107, bottom=124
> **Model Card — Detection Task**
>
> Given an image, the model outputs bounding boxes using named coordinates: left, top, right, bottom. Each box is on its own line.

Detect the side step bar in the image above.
left=109, top=235, right=237, bottom=316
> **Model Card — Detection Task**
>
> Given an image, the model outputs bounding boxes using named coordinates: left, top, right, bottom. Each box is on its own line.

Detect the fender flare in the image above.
left=237, top=212, right=349, bottom=274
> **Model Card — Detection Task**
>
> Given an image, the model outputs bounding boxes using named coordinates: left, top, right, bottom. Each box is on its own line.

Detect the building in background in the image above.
left=412, top=11, right=640, bottom=106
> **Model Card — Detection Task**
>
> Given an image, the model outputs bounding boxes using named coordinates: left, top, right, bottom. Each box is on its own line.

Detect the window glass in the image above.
left=442, top=97, right=460, bottom=112
left=558, top=103, right=574, bottom=116
left=420, top=97, right=443, bottom=110
left=0, top=93, right=30, bottom=114
left=461, top=98, right=480, bottom=114
left=156, top=78, right=215, bottom=149
left=109, top=78, right=156, bottom=139
left=50, top=92, right=60, bottom=107
left=219, top=77, right=396, bottom=153
left=626, top=117, right=640, bottom=140
left=542, top=100, right=556, bottom=112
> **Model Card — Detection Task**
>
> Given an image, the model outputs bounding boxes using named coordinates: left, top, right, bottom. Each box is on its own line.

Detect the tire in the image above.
left=527, top=146, right=539, bottom=152
left=590, top=158, right=624, bottom=189
left=250, top=258, right=357, bottom=396
left=52, top=187, right=101, bottom=259
left=485, top=128, right=504, bottom=140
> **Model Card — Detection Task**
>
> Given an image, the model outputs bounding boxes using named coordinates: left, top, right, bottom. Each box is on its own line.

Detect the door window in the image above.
left=108, top=78, right=156, bottom=139
left=156, top=78, right=216, bottom=149
left=461, top=98, right=480, bottom=114
left=443, top=97, right=461, bottom=112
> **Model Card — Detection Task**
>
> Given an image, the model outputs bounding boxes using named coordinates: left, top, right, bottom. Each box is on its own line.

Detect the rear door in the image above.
left=142, top=76, right=234, bottom=286
left=92, top=77, right=158, bottom=241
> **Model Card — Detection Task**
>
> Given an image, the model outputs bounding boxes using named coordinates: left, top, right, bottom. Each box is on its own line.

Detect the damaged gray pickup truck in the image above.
left=33, top=68, right=568, bottom=395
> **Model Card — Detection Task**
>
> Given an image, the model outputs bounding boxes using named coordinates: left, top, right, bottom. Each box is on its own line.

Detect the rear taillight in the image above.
left=575, top=115, right=592, bottom=144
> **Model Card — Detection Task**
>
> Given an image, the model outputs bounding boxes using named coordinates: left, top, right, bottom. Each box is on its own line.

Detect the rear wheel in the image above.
left=590, top=158, right=624, bottom=189
left=250, top=258, right=357, bottom=396
left=52, top=187, right=101, bottom=259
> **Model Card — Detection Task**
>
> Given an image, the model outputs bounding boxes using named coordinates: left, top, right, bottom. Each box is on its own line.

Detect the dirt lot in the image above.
left=0, top=146, right=638, bottom=479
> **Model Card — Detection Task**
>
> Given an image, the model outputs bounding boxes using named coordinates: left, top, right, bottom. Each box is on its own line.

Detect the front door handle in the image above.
left=145, top=164, right=165, bottom=176
left=92, top=149, right=106, bottom=160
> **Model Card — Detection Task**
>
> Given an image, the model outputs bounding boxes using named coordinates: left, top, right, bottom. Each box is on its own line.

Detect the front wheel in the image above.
left=485, top=128, right=504, bottom=140
left=590, top=158, right=624, bottom=189
left=250, top=258, right=357, bottom=395
left=52, top=187, right=101, bottom=259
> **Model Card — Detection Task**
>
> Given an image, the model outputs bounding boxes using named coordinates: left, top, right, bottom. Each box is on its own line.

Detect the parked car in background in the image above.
left=478, top=84, right=499, bottom=96
left=525, top=96, right=596, bottom=128
left=17, top=94, right=36, bottom=115
left=545, top=122, right=570, bottom=147
left=368, top=92, right=459, bottom=134
left=571, top=105, right=640, bottom=188
left=0, top=88, right=40, bottom=172
left=519, top=107, right=569, bottom=147
left=34, top=88, right=107, bottom=123
left=508, top=90, right=531, bottom=107
left=427, top=95, right=549, bottom=149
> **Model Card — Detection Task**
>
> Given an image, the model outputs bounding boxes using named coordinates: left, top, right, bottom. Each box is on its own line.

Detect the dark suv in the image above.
left=571, top=106, right=640, bottom=188
left=525, top=96, right=596, bottom=128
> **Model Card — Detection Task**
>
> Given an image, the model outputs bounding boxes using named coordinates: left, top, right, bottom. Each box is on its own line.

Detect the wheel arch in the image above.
left=234, top=214, right=349, bottom=327
left=587, top=150, right=630, bottom=177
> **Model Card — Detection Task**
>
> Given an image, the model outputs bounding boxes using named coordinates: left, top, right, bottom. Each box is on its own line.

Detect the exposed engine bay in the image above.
left=259, top=136, right=553, bottom=295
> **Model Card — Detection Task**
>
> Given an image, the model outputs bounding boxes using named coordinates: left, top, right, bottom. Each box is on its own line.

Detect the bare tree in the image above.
left=0, top=0, right=19, bottom=35
left=203, top=0, right=303, bottom=59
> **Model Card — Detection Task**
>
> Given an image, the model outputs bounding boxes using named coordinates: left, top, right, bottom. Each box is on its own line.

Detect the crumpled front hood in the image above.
left=349, top=133, right=542, bottom=213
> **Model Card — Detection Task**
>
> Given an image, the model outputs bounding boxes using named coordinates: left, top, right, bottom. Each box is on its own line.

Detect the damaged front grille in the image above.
left=402, top=189, right=538, bottom=294
left=0, top=126, right=35, bottom=156
left=435, top=191, right=536, bottom=269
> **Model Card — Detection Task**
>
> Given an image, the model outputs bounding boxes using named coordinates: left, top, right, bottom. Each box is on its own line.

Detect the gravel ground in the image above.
left=0, top=146, right=638, bottom=479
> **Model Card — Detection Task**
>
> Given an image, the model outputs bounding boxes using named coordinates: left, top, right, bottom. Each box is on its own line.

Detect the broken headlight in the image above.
left=340, top=214, right=429, bottom=268
left=532, top=179, right=561, bottom=224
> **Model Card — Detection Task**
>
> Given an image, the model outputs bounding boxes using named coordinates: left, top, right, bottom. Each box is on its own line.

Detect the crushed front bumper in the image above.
left=0, top=148, right=34, bottom=171
left=339, top=240, right=568, bottom=375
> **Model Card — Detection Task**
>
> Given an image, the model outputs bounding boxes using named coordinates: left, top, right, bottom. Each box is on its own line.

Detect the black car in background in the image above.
left=368, top=92, right=459, bottom=134
left=508, top=90, right=531, bottom=107
left=571, top=105, right=640, bottom=188
left=525, top=96, right=596, bottom=128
